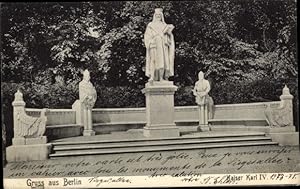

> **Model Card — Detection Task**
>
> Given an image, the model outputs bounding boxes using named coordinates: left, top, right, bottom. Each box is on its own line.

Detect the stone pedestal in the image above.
left=83, top=129, right=95, bottom=136
left=6, top=144, right=52, bottom=162
left=12, top=136, right=47, bottom=145
left=72, top=100, right=84, bottom=126
left=142, top=81, right=180, bottom=137
left=7, top=136, right=51, bottom=162
left=269, top=132, right=299, bottom=146
left=268, top=126, right=299, bottom=146
left=197, top=105, right=210, bottom=132
left=198, top=125, right=210, bottom=132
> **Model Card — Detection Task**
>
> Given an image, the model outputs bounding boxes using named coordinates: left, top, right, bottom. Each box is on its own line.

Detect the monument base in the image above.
left=83, top=130, right=95, bottom=136
left=142, top=81, right=179, bottom=138
left=268, top=126, right=296, bottom=133
left=6, top=144, right=52, bottom=162
left=12, top=136, right=47, bottom=145
left=143, top=125, right=180, bottom=138
left=268, top=126, right=299, bottom=146
left=269, top=132, right=299, bottom=146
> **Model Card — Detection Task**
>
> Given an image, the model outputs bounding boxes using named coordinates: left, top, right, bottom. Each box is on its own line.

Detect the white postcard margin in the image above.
left=3, top=172, right=300, bottom=188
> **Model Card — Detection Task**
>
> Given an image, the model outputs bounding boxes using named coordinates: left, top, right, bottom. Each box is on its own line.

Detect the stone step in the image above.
left=210, top=125, right=270, bottom=132
left=208, top=118, right=268, bottom=126
left=46, top=124, right=81, bottom=129
left=49, top=141, right=278, bottom=158
left=178, top=126, right=199, bottom=134
left=51, top=131, right=266, bottom=145
left=53, top=136, right=272, bottom=151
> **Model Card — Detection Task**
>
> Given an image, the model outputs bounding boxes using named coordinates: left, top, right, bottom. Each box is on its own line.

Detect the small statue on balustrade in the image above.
left=79, top=69, right=97, bottom=109
left=193, top=71, right=214, bottom=127
left=79, top=69, right=97, bottom=136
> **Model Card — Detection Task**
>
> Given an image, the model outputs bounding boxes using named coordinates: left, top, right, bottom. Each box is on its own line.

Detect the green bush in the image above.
left=95, top=85, right=145, bottom=108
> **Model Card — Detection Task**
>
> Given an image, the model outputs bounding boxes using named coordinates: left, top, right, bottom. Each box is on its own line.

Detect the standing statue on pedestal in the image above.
left=144, top=8, right=175, bottom=82
left=79, top=69, right=97, bottom=136
left=193, top=71, right=214, bottom=131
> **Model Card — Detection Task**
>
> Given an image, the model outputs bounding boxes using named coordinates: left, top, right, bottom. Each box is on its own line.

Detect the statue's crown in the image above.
left=83, top=69, right=90, bottom=76
left=198, top=71, right=204, bottom=77
left=155, top=8, right=163, bottom=14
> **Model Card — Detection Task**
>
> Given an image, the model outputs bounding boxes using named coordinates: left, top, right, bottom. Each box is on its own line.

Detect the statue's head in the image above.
left=198, top=71, right=204, bottom=80
left=83, top=69, right=90, bottom=81
left=153, top=8, right=165, bottom=23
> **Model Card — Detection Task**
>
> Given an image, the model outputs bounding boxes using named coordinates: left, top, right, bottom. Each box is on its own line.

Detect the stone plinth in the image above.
left=142, top=81, right=180, bottom=137
left=268, top=126, right=299, bottom=146
left=83, top=129, right=95, bottom=136
left=198, top=124, right=210, bottom=132
left=6, top=144, right=52, bottom=162
left=12, top=136, right=47, bottom=145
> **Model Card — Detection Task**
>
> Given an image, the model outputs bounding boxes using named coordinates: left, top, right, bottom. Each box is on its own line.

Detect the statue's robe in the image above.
left=79, top=80, right=97, bottom=109
left=194, top=79, right=211, bottom=105
left=144, top=22, right=175, bottom=80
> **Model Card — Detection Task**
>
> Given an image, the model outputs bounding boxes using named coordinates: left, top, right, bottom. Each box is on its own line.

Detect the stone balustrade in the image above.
left=26, top=108, right=76, bottom=126
left=91, top=102, right=281, bottom=126
left=24, top=102, right=282, bottom=128
left=21, top=100, right=288, bottom=128
left=9, top=85, right=297, bottom=145
left=5, top=85, right=299, bottom=163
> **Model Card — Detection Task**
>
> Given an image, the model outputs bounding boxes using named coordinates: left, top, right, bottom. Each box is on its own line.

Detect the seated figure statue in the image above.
left=193, top=71, right=214, bottom=128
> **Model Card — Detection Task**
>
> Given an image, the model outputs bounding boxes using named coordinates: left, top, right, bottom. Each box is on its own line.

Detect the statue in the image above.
left=79, top=69, right=97, bottom=109
left=144, top=8, right=175, bottom=82
left=79, top=69, right=97, bottom=136
left=193, top=71, right=214, bottom=130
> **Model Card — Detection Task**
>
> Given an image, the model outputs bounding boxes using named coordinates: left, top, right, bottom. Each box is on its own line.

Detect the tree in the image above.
left=1, top=1, right=297, bottom=106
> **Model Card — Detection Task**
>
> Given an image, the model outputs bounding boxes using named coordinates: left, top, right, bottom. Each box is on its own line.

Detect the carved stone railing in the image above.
left=6, top=90, right=52, bottom=162
left=26, top=108, right=76, bottom=126
left=92, top=107, right=146, bottom=124
left=265, top=85, right=294, bottom=128
left=17, top=86, right=294, bottom=134
left=262, top=85, right=298, bottom=145
left=8, top=87, right=296, bottom=144
left=11, top=90, right=49, bottom=144
left=7, top=85, right=298, bottom=162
